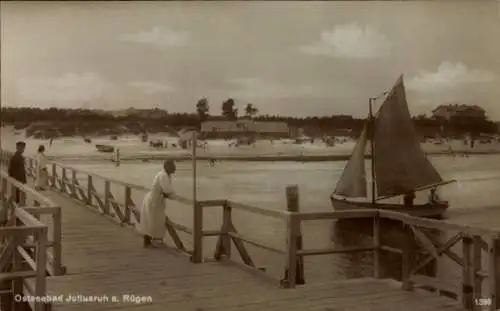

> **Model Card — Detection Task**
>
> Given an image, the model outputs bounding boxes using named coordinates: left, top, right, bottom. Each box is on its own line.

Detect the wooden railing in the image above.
left=380, top=210, right=500, bottom=311
left=2, top=149, right=500, bottom=311
left=0, top=207, right=51, bottom=311
left=0, top=149, right=209, bottom=262
left=0, top=171, right=65, bottom=277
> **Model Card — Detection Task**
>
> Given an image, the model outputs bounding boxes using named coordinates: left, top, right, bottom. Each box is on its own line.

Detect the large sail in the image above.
left=334, top=126, right=368, bottom=198
left=373, top=75, right=443, bottom=197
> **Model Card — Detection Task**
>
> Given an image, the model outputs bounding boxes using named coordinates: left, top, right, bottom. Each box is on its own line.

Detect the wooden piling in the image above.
left=71, top=170, right=77, bottom=199
left=472, top=236, right=482, bottom=304
left=191, top=131, right=203, bottom=263
left=13, top=222, right=23, bottom=310
left=283, top=213, right=299, bottom=288
left=401, top=225, right=415, bottom=291
left=462, top=235, right=473, bottom=310
left=87, top=175, right=93, bottom=205
left=489, top=237, right=500, bottom=311
left=35, top=227, right=48, bottom=311
left=61, top=167, right=67, bottom=193
left=0, top=264, right=13, bottom=311
left=282, top=185, right=305, bottom=285
left=124, top=186, right=132, bottom=224
left=221, top=201, right=232, bottom=258
left=104, top=180, right=111, bottom=215
left=51, top=164, right=56, bottom=186
left=373, top=212, right=381, bottom=278
left=115, top=148, right=120, bottom=167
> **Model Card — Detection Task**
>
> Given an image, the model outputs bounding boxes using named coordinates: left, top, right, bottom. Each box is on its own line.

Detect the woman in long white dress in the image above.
left=136, top=159, right=176, bottom=248
left=35, top=145, right=49, bottom=190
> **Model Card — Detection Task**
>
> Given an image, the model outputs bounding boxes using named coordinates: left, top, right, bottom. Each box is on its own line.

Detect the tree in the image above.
left=244, top=103, right=258, bottom=119
left=221, top=98, right=238, bottom=120
left=196, top=97, right=209, bottom=121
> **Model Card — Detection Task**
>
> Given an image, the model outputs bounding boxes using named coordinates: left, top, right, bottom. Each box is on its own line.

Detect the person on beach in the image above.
left=136, top=159, right=176, bottom=248
left=35, top=145, right=49, bottom=190
left=8, top=141, right=27, bottom=203
left=209, top=158, right=216, bottom=167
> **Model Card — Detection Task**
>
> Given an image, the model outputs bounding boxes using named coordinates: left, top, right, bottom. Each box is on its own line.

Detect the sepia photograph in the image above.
left=1, top=1, right=500, bottom=310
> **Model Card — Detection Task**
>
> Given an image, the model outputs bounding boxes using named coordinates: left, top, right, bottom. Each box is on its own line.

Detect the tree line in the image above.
left=0, top=97, right=498, bottom=138
left=196, top=97, right=258, bottom=121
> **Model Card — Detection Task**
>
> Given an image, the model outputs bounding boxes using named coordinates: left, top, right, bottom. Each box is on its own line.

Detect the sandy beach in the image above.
left=2, top=127, right=500, bottom=162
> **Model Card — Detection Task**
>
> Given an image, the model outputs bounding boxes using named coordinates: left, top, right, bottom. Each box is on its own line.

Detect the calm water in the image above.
left=59, top=155, right=500, bottom=292
left=4, top=130, right=500, bottom=291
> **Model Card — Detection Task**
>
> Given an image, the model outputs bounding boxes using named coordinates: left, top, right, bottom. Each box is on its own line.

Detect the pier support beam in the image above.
left=282, top=185, right=305, bottom=286
left=401, top=225, right=415, bottom=291
left=489, top=237, right=500, bottom=311
left=191, top=131, right=203, bottom=263
left=462, top=235, right=473, bottom=310
left=373, top=212, right=381, bottom=278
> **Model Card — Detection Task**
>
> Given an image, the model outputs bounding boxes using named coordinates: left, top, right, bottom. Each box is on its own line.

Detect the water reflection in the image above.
left=63, top=156, right=500, bottom=288
left=332, top=218, right=438, bottom=282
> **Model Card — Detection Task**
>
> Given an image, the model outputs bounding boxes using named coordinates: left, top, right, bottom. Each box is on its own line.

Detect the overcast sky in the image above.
left=1, top=1, right=500, bottom=118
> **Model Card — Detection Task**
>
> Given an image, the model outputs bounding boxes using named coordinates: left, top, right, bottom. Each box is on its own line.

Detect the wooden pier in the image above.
left=1, top=149, right=499, bottom=311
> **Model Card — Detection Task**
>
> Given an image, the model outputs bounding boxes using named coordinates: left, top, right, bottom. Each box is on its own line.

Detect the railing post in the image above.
left=61, top=168, right=67, bottom=193
left=52, top=209, right=63, bottom=275
left=12, top=224, right=23, bottom=309
left=0, top=235, right=13, bottom=310
left=282, top=212, right=299, bottom=289
left=221, top=201, right=232, bottom=258
left=489, top=237, right=500, bottom=311
left=281, top=185, right=304, bottom=285
left=462, top=235, right=473, bottom=310
left=31, top=158, right=35, bottom=177
left=14, top=184, right=27, bottom=207
left=373, top=212, right=381, bottom=278
left=27, top=158, right=33, bottom=177
left=191, top=202, right=203, bottom=263
left=115, top=148, right=120, bottom=167
left=401, top=224, right=415, bottom=291
left=104, top=180, right=111, bottom=214
left=124, top=186, right=132, bottom=224
left=87, top=175, right=93, bottom=205
left=0, top=179, right=7, bottom=224
left=472, top=236, right=483, bottom=304
left=190, top=131, right=203, bottom=263
left=35, top=227, right=48, bottom=311
left=71, top=170, right=77, bottom=198
left=51, top=164, right=56, bottom=188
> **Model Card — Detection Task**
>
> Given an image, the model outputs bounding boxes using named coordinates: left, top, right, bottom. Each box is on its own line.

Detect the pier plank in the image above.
left=19, top=187, right=467, bottom=311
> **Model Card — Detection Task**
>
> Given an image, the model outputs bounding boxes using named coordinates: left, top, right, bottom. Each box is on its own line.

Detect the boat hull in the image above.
left=330, top=196, right=448, bottom=218
left=95, top=144, right=114, bottom=153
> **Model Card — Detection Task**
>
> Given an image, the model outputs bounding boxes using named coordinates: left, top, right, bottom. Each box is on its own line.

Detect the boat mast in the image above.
left=368, top=91, right=388, bottom=204
left=368, top=98, right=376, bottom=204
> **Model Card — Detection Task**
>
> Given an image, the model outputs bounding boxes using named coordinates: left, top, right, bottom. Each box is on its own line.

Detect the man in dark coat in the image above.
left=8, top=141, right=27, bottom=203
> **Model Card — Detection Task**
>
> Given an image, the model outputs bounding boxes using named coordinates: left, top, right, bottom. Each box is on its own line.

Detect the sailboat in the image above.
left=330, top=75, right=455, bottom=218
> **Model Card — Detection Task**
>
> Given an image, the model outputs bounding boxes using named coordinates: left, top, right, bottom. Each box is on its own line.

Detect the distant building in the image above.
left=289, top=127, right=305, bottom=138
left=432, top=104, right=486, bottom=121
left=200, top=120, right=290, bottom=138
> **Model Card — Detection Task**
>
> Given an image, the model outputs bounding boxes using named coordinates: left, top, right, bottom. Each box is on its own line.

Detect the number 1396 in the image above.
left=474, top=298, right=492, bottom=306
